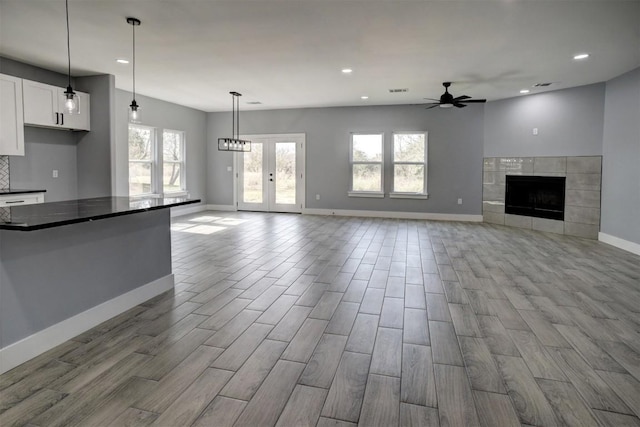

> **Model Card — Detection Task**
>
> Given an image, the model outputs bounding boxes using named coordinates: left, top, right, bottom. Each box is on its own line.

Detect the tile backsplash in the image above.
left=0, top=156, right=9, bottom=189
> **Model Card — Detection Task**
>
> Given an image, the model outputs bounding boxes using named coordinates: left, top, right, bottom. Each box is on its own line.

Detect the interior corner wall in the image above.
left=114, top=90, right=207, bottom=202
left=484, top=83, right=605, bottom=157
left=76, top=75, right=116, bottom=198
left=601, top=67, right=640, bottom=245
left=206, top=104, right=485, bottom=214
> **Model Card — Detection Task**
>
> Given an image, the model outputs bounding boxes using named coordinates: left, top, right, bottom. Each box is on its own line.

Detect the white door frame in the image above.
left=233, top=133, right=306, bottom=212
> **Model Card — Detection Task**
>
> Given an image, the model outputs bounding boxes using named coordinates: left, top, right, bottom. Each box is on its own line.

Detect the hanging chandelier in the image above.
left=218, top=91, right=251, bottom=152
left=127, top=17, right=141, bottom=123
left=62, top=0, right=78, bottom=114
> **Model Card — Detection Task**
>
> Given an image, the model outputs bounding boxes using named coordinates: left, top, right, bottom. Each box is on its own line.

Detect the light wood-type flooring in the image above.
left=1, top=211, right=640, bottom=426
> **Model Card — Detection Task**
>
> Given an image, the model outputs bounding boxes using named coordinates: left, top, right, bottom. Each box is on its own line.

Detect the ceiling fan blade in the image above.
left=454, top=103, right=467, bottom=108
left=425, top=104, right=440, bottom=109
left=423, top=98, right=441, bottom=102
left=460, top=99, right=487, bottom=103
left=453, top=95, right=471, bottom=102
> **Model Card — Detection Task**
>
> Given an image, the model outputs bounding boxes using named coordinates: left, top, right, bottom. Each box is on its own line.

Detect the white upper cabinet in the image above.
left=0, top=73, right=25, bottom=156
left=22, top=79, right=90, bottom=131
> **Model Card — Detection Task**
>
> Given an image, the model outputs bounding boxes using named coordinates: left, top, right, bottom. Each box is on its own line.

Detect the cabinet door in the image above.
left=59, top=90, right=90, bottom=131
left=0, top=73, right=25, bottom=156
left=23, top=80, right=58, bottom=127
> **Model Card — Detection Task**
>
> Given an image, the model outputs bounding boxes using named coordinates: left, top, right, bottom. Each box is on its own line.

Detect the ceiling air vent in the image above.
left=246, top=101, right=262, bottom=104
left=388, top=88, right=408, bottom=93
left=533, top=83, right=553, bottom=87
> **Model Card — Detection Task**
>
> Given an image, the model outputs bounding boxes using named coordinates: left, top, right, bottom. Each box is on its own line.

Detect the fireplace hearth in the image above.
left=505, top=175, right=566, bottom=221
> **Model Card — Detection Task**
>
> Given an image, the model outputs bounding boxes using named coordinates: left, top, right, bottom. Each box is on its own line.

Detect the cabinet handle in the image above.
left=55, top=112, right=59, bottom=124
left=6, top=200, right=25, bottom=204
left=61, top=113, right=64, bottom=126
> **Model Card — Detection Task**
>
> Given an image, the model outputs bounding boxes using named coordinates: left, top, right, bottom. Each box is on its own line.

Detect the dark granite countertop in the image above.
left=0, top=188, right=47, bottom=195
left=0, top=196, right=200, bottom=231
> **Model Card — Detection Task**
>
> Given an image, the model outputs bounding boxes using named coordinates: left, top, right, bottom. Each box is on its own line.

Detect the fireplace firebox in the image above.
left=505, top=175, right=566, bottom=221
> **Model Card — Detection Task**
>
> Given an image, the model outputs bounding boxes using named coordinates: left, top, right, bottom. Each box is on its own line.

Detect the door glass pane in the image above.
left=275, top=142, right=296, bottom=205
left=243, top=142, right=263, bottom=203
left=352, top=164, right=382, bottom=192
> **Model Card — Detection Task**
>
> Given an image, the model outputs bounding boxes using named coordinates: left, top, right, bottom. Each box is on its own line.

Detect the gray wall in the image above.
left=114, top=89, right=207, bottom=204
left=484, top=83, right=605, bottom=157
left=1, top=57, right=78, bottom=201
left=601, top=67, right=640, bottom=245
left=8, top=128, right=78, bottom=202
left=76, top=75, right=116, bottom=198
left=207, top=104, right=485, bottom=214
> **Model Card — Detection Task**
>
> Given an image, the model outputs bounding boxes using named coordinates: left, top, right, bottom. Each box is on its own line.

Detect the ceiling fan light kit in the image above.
left=218, top=91, right=252, bottom=152
left=425, top=82, right=487, bottom=109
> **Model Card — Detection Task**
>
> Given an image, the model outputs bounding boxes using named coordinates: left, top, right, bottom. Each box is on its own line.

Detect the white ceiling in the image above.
left=1, top=0, right=639, bottom=112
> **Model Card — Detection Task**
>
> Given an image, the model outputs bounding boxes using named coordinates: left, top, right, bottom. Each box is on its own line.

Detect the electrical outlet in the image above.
left=316, top=194, right=320, bottom=200
left=52, top=170, right=59, bottom=178
left=227, top=166, right=232, bottom=172
left=457, top=198, right=462, bottom=205
left=533, top=128, right=539, bottom=136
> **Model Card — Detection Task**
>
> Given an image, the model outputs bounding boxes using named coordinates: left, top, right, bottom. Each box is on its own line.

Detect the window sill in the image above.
left=130, top=193, right=162, bottom=199
left=389, top=193, right=429, bottom=199
left=164, top=191, right=189, bottom=198
left=348, top=191, right=385, bottom=198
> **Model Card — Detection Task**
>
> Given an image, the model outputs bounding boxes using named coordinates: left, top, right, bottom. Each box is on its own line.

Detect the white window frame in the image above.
left=348, top=132, right=385, bottom=198
left=162, top=129, right=187, bottom=195
left=128, top=124, right=157, bottom=197
left=390, top=131, right=429, bottom=199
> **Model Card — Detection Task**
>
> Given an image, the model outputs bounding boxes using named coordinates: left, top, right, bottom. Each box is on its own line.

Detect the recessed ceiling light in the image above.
left=573, top=53, right=590, bottom=60
left=116, top=58, right=129, bottom=64
left=520, top=89, right=530, bottom=94
left=361, top=95, right=369, bottom=100
left=342, top=68, right=353, bottom=74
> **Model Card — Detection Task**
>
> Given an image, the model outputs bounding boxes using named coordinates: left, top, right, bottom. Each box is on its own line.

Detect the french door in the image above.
left=237, top=134, right=305, bottom=213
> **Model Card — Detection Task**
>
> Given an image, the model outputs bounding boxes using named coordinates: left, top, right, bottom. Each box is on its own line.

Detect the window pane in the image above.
left=394, top=164, right=424, bottom=193
left=353, top=164, right=382, bottom=192
left=128, top=126, right=153, bottom=161
left=163, top=130, right=183, bottom=162
left=394, top=133, right=425, bottom=162
left=163, top=162, right=182, bottom=193
left=129, top=162, right=152, bottom=195
left=275, top=142, right=296, bottom=205
left=353, top=134, right=382, bottom=162
left=243, top=142, right=263, bottom=203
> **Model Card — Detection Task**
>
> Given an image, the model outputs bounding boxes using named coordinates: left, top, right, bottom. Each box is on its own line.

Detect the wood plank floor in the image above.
left=1, top=211, right=640, bottom=427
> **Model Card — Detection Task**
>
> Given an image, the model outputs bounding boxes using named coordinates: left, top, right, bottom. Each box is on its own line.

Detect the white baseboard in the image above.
left=598, top=232, right=640, bottom=256
left=205, top=204, right=237, bottom=211
left=170, top=203, right=207, bottom=218
left=0, top=274, right=174, bottom=375
left=302, top=208, right=483, bottom=222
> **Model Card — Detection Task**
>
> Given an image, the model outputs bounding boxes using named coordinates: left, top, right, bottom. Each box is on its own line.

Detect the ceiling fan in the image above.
left=424, top=82, right=487, bottom=109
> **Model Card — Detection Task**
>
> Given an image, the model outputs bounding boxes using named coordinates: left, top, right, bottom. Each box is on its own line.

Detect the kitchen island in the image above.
left=0, top=196, right=200, bottom=373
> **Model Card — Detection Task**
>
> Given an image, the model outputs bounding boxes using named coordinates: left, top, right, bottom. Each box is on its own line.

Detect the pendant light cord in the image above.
left=65, top=0, right=71, bottom=87
left=132, top=20, right=136, bottom=101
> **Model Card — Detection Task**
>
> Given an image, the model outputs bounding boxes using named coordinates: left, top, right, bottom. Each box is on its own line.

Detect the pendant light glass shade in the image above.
left=62, top=0, right=79, bottom=115
left=127, top=17, right=141, bottom=123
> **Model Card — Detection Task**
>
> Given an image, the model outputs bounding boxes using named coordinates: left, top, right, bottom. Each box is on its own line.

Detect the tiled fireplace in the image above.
left=483, top=156, right=602, bottom=239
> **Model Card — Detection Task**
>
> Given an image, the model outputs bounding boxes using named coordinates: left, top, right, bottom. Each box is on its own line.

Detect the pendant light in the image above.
left=62, top=0, right=79, bottom=114
left=218, top=92, right=251, bottom=152
left=127, top=17, right=141, bottom=123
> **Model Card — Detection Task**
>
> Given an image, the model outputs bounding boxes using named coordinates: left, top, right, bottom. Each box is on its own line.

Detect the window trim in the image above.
left=162, top=129, right=187, bottom=195
left=390, top=131, right=429, bottom=199
left=128, top=124, right=157, bottom=197
left=349, top=132, right=385, bottom=197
